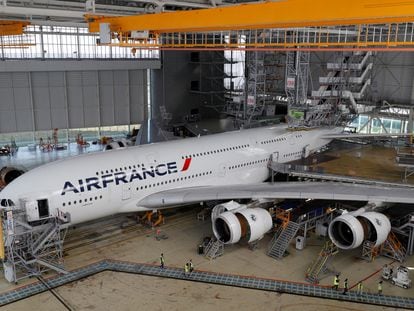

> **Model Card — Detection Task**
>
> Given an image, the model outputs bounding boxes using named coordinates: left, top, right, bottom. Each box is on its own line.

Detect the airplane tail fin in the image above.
left=135, top=120, right=173, bottom=146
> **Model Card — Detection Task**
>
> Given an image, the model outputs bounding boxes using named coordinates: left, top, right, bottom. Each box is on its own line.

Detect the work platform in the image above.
left=1, top=259, right=413, bottom=310
left=269, top=162, right=414, bottom=189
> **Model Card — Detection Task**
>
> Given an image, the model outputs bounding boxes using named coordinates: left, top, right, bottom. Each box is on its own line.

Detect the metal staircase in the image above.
left=381, top=231, right=407, bottom=263
left=267, top=221, right=300, bottom=259
left=391, top=212, right=414, bottom=256
left=204, top=238, right=224, bottom=260
left=2, top=207, right=68, bottom=283
left=305, top=241, right=338, bottom=284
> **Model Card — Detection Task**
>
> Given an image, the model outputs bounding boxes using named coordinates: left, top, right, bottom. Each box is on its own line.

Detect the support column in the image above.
left=407, top=108, right=413, bottom=134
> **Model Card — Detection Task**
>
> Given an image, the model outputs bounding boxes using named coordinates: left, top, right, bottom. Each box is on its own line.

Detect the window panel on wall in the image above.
left=61, top=33, right=78, bottom=59
left=25, top=34, right=43, bottom=58
left=96, top=45, right=111, bottom=59
left=43, top=33, right=61, bottom=59
left=112, top=46, right=130, bottom=59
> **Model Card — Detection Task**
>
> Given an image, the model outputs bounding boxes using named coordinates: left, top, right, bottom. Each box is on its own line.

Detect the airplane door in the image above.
left=302, top=144, right=310, bottom=158
left=289, top=134, right=295, bottom=145
left=249, top=136, right=258, bottom=147
left=122, top=184, right=131, bottom=200
left=271, top=151, right=279, bottom=163
left=218, top=163, right=227, bottom=177
left=24, top=199, right=50, bottom=222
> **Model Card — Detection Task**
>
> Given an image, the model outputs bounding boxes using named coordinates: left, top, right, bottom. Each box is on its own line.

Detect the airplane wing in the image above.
left=137, top=182, right=414, bottom=208
left=322, top=133, right=410, bottom=139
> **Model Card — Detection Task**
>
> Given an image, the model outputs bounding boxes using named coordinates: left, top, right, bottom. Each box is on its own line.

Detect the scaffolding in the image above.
left=361, top=240, right=381, bottom=262
left=392, top=212, right=414, bottom=256
left=396, top=149, right=414, bottom=183
left=285, top=50, right=310, bottom=128
left=311, top=51, right=373, bottom=126
left=381, top=231, right=407, bottom=263
left=189, top=51, right=241, bottom=115
left=2, top=207, right=68, bottom=283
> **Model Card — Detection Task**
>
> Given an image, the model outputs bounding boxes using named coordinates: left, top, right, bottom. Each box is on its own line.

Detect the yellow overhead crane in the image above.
left=0, top=21, right=34, bottom=48
left=87, top=0, right=414, bottom=51
left=0, top=21, right=29, bottom=36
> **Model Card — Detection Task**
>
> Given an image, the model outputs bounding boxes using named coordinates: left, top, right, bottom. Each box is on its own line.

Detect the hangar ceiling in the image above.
left=0, top=0, right=255, bottom=26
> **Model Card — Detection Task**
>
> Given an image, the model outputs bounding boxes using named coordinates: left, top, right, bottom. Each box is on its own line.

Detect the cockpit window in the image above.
left=0, top=199, right=15, bottom=207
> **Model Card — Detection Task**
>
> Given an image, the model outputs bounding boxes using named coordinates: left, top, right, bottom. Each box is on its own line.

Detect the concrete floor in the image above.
left=1, top=272, right=404, bottom=311
left=1, top=207, right=413, bottom=310
left=0, top=143, right=103, bottom=170
left=0, top=140, right=413, bottom=310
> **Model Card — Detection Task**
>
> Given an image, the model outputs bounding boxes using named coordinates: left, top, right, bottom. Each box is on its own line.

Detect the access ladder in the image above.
left=305, top=241, right=338, bottom=284
left=267, top=221, right=300, bottom=259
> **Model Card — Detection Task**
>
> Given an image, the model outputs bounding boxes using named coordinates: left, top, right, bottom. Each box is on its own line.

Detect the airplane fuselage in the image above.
left=0, top=125, right=338, bottom=225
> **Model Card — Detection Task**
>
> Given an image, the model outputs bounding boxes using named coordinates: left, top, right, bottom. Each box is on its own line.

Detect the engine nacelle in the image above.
left=328, top=209, right=391, bottom=250
left=104, top=140, right=128, bottom=151
left=212, top=201, right=273, bottom=244
left=0, top=166, right=26, bottom=186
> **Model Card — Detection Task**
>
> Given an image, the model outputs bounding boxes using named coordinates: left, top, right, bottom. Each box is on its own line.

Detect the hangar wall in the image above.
left=0, top=60, right=160, bottom=134
left=371, top=53, right=414, bottom=105
left=151, top=51, right=223, bottom=123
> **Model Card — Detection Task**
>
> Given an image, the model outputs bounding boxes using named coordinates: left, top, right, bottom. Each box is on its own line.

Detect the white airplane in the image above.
left=1, top=124, right=413, bottom=249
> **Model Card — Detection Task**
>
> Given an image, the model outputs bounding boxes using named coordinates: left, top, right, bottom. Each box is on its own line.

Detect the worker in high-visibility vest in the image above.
left=160, top=253, right=165, bottom=269
left=378, top=280, right=383, bottom=295
left=184, top=262, right=189, bottom=277
left=357, top=281, right=363, bottom=295
left=332, top=274, right=340, bottom=290
left=342, top=278, right=349, bottom=295
left=189, top=259, right=194, bottom=274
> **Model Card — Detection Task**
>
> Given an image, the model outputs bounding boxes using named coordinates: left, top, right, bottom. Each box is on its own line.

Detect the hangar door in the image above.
left=0, top=70, right=146, bottom=133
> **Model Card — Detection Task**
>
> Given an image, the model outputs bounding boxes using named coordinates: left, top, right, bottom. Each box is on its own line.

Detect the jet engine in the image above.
left=104, top=139, right=128, bottom=151
left=328, top=208, right=391, bottom=250
left=211, top=201, right=273, bottom=244
left=0, top=166, right=26, bottom=186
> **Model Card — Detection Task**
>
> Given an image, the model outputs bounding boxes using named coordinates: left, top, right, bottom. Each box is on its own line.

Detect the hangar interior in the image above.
left=0, top=1, right=413, bottom=310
